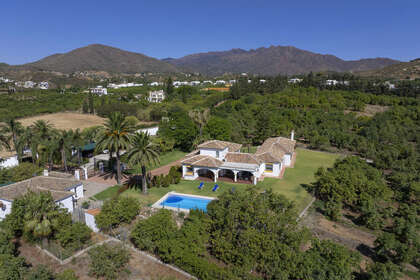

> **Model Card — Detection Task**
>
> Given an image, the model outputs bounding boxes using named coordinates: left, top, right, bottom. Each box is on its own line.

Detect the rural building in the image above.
left=181, top=133, right=296, bottom=185
left=0, top=150, right=19, bottom=169
left=90, top=86, right=108, bottom=95
left=24, top=81, right=36, bottom=88
left=148, top=90, right=165, bottom=103
left=0, top=173, right=84, bottom=220
left=288, top=78, right=302, bottom=84
left=38, top=81, right=49, bottom=89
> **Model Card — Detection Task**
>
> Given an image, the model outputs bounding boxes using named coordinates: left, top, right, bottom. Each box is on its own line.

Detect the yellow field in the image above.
left=18, top=112, right=105, bottom=130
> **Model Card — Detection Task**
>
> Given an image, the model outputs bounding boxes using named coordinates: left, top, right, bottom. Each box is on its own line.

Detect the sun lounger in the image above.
left=198, top=182, right=204, bottom=189
left=212, top=184, right=219, bottom=192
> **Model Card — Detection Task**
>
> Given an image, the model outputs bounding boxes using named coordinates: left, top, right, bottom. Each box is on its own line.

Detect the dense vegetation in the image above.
left=0, top=192, right=90, bottom=279
left=131, top=189, right=362, bottom=280
left=0, top=90, right=84, bottom=121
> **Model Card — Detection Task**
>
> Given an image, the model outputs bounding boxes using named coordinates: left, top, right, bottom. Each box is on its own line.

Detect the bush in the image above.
left=26, top=265, right=55, bottom=280
left=56, top=269, right=79, bottom=280
left=56, top=222, right=92, bottom=250
left=130, top=210, right=176, bottom=253
left=81, top=201, right=90, bottom=209
left=88, top=244, right=130, bottom=280
left=95, top=196, right=140, bottom=230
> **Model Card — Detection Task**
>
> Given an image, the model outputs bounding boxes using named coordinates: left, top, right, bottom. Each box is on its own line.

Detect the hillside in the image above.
left=167, top=46, right=399, bottom=76
left=359, top=58, right=420, bottom=79
left=12, top=44, right=179, bottom=74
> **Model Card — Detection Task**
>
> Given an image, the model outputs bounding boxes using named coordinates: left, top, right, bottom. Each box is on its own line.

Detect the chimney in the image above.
left=43, top=169, right=49, bottom=176
left=291, top=130, right=295, bottom=141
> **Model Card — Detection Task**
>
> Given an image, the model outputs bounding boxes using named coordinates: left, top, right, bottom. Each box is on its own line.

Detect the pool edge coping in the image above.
left=151, top=191, right=217, bottom=213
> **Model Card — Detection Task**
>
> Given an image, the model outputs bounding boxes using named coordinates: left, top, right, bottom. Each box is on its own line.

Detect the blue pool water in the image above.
left=160, top=194, right=213, bottom=212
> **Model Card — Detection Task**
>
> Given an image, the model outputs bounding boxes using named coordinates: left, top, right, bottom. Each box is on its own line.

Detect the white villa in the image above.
left=148, top=90, right=165, bottom=103
left=90, top=86, right=108, bottom=95
left=0, top=173, right=84, bottom=220
left=181, top=133, right=296, bottom=185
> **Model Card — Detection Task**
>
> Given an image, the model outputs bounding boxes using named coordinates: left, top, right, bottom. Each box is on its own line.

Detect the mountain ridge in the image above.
left=0, top=44, right=400, bottom=76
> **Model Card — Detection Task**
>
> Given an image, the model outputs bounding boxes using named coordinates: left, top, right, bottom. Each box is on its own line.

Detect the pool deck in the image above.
left=151, top=191, right=217, bottom=213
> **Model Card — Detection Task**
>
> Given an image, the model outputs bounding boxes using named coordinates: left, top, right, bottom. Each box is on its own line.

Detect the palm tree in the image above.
left=18, top=127, right=37, bottom=164
left=0, top=118, right=23, bottom=161
left=189, top=108, right=210, bottom=138
left=126, top=132, right=160, bottom=194
left=95, top=112, right=134, bottom=184
left=70, top=129, right=84, bottom=165
left=56, top=130, right=73, bottom=172
left=31, top=120, right=54, bottom=139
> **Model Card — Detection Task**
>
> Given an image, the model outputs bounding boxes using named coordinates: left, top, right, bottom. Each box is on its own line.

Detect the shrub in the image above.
left=81, top=201, right=90, bottom=209
left=88, top=244, right=130, bottom=280
left=95, top=196, right=140, bottom=230
left=56, top=222, right=92, bottom=250
left=26, top=265, right=55, bottom=280
left=56, top=269, right=79, bottom=280
left=130, top=210, right=176, bottom=253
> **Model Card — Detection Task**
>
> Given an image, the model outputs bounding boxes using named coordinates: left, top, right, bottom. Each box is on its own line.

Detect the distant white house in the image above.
left=384, top=81, right=396, bottom=90
left=229, top=79, right=236, bottom=84
left=215, top=80, right=226, bottom=85
left=190, top=81, right=201, bottom=86
left=259, top=79, right=266, bottom=83
left=24, top=81, right=36, bottom=88
left=107, top=83, right=143, bottom=89
left=288, top=78, right=302, bottom=84
left=38, top=81, right=49, bottom=90
left=0, top=153, right=18, bottom=169
left=149, top=82, right=160, bottom=86
left=202, top=80, right=213, bottom=85
left=148, top=90, right=165, bottom=103
left=90, top=86, right=108, bottom=96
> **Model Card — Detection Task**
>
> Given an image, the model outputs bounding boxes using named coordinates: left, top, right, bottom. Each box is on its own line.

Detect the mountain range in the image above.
left=0, top=44, right=401, bottom=77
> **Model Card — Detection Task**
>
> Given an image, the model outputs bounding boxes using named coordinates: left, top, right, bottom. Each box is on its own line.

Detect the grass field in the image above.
left=93, top=148, right=341, bottom=212
left=18, top=112, right=105, bottom=130
left=148, top=150, right=187, bottom=169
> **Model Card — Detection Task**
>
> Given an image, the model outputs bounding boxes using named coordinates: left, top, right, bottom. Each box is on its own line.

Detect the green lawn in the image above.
left=147, top=150, right=187, bottom=169
left=93, top=148, right=341, bottom=212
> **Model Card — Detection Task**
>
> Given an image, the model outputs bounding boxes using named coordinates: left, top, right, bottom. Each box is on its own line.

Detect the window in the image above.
left=186, top=165, right=194, bottom=175
left=265, top=163, right=273, bottom=172
left=216, top=151, right=220, bottom=158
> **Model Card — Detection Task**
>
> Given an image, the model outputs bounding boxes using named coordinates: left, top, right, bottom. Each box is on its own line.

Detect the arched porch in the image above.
left=218, top=169, right=235, bottom=182
left=237, top=170, right=254, bottom=184
left=196, top=168, right=216, bottom=182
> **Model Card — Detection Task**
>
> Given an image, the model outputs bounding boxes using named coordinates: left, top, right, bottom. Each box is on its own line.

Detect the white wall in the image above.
left=85, top=212, right=99, bottom=232
left=138, top=127, right=159, bottom=136
left=283, top=154, right=292, bottom=167
left=70, top=184, right=84, bottom=199
left=0, top=199, right=12, bottom=220
left=0, top=155, right=19, bottom=168
left=56, top=196, right=74, bottom=213
left=199, top=147, right=228, bottom=160
left=262, top=163, right=281, bottom=177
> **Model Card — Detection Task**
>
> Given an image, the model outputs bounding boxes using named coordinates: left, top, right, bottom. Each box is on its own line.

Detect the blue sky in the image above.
left=1, top=0, right=419, bottom=64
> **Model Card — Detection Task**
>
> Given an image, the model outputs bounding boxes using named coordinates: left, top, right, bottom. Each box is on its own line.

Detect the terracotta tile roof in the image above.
left=256, top=136, right=296, bottom=158
left=256, top=152, right=282, bottom=163
left=0, top=176, right=81, bottom=201
left=181, top=155, right=223, bottom=168
left=224, top=152, right=261, bottom=165
left=198, top=140, right=242, bottom=152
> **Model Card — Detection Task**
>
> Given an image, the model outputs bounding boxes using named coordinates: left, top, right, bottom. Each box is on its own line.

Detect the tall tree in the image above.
left=165, top=77, right=174, bottom=99
left=188, top=108, right=210, bottom=139
left=0, top=118, right=23, bottom=162
left=95, top=112, right=134, bottom=184
left=126, top=132, right=159, bottom=194
left=55, top=130, right=73, bottom=172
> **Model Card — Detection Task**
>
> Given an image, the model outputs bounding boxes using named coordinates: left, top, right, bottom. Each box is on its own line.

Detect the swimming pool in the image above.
left=154, top=192, right=216, bottom=212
